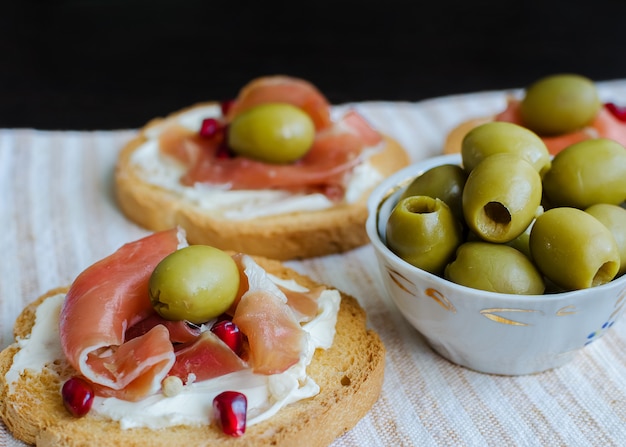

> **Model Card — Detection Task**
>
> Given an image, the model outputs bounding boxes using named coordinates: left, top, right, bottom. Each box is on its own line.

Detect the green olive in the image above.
left=542, top=138, right=626, bottom=209
left=529, top=207, right=620, bottom=290
left=520, top=74, right=601, bottom=135
left=149, top=245, right=240, bottom=323
left=505, top=215, right=540, bottom=260
left=227, top=103, right=315, bottom=163
left=462, top=153, right=543, bottom=243
left=585, top=204, right=626, bottom=276
left=461, top=121, right=551, bottom=176
left=386, top=196, right=463, bottom=275
left=399, top=164, right=468, bottom=222
left=444, top=241, right=545, bottom=294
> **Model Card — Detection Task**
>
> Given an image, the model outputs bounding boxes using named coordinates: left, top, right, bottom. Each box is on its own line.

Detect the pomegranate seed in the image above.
left=211, top=320, right=243, bottom=355
left=220, top=99, right=235, bottom=117
left=199, top=118, right=223, bottom=138
left=62, top=377, right=95, bottom=417
left=213, top=391, right=247, bottom=437
left=605, top=102, right=626, bottom=122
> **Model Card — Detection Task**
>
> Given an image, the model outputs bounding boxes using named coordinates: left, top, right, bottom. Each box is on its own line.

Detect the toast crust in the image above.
left=114, top=102, right=409, bottom=260
left=0, top=257, right=385, bottom=447
left=443, top=116, right=494, bottom=155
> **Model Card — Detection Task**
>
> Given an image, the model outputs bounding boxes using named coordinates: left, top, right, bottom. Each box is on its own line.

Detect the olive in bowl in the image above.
left=366, top=154, right=626, bottom=375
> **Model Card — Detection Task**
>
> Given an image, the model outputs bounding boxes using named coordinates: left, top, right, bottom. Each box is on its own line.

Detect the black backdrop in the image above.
left=3, top=0, right=626, bottom=130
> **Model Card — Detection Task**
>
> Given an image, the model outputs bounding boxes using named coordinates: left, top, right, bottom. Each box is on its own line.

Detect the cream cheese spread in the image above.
left=130, top=105, right=384, bottom=220
left=4, top=294, right=65, bottom=387
left=4, top=257, right=340, bottom=430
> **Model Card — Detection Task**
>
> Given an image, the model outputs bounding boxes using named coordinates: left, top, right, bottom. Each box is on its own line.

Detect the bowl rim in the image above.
left=365, top=153, right=626, bottom=302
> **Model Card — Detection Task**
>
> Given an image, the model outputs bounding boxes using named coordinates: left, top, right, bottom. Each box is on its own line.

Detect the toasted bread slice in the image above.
left=114, top=102, right=409, bottom=260
left=0, top=257, right=385, bottom=447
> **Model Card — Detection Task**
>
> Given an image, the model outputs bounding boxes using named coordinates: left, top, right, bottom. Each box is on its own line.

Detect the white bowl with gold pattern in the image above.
left=366, top=154, right=626, bottom=375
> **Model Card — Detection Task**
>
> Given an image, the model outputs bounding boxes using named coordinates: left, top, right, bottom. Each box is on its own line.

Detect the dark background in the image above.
left=2, top=0, right=626, bottom=130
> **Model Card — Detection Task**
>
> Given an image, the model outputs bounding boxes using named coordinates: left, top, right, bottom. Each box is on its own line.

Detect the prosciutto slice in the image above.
left=58, top=229, right=324, bottom=401
left=125, top=312, right=201, bottom=344
left=160, top=109, right=383, bottom=196
left=158, top=74, right=383, bottom=196
left=232, top=255, right=307, bottom=375
left=58, top=228, right=185, bottom=400
left=168, top=332, right=248, bottom=384
left=225, top=75, right=333, bottom=130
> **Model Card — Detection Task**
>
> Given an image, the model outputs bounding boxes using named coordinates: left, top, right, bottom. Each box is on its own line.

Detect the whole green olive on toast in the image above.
left=149, top=245, right=240, bottom=323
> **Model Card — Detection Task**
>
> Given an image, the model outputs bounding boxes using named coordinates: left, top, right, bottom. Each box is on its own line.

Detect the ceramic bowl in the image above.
left=366, top=153, right=626, bottom=375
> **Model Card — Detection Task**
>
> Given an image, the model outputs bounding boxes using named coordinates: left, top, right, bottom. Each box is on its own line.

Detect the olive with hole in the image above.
left=529, top=207, right=620, bottom=290
left=542, top=138, right=626, bottom=209
left=149, top=245, right=240, bottom=323
left=462, top=153, right=542, bottom=243
left=399, top=164, right=468, bottom=222
left=520, top=74, right=601, bottom=135
left=228, top=103, right=315, bottom=163
left=585, top=203, right=626, bottom=276
left=444, top=241, right=545, bottom=294
left=461, top=121, right=551, bottom=175
left=386, top=196, right=463, bottom=275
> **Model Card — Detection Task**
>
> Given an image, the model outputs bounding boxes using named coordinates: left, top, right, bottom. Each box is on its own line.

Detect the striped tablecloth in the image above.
left=3, top=80, right=626, bottom=446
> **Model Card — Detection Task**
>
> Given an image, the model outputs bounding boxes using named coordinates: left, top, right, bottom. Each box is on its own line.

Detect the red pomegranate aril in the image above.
left=62, top=377, right=95, bottom=417
left=220, top=99, right=235, bottom=117
left=211, top=320, right=243, bottom=355
left=199, top=118, right=223, bottom=138
left=605, top=102, right=626, bottom=122
left=213, top=391, right=247, bottom=437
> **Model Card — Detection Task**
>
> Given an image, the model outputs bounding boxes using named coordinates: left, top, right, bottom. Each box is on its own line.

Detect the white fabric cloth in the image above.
left=3, top=81, right=626, bottom=446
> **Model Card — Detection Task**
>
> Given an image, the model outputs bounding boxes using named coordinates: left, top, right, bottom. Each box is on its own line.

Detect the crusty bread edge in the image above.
left=114, top=102, right=410, bottom=260
left=0, top=257, right=385, bottom=447
left=443, top=116, right=495, bottom=155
